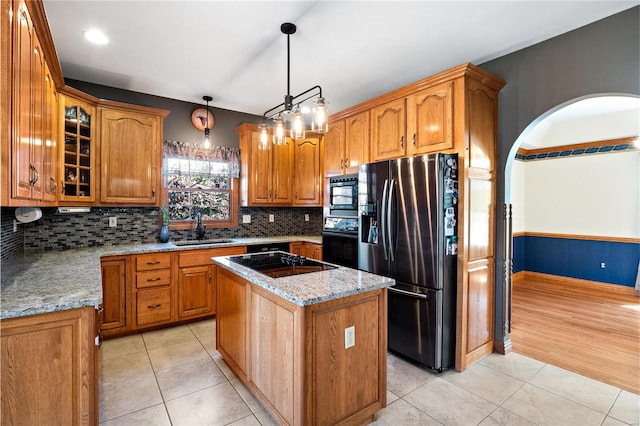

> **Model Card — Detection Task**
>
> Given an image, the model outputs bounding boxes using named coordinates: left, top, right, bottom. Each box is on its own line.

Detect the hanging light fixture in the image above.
left=261, top=22, right=329, bottom=144
left=202, top=95, right=213, bottom=148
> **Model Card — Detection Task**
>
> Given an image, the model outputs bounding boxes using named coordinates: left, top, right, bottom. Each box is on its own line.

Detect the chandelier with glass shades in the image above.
left=258, top=22, right=328, bottom=150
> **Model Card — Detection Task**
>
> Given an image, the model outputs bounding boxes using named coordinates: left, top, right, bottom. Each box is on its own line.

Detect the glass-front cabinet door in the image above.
left=60, top=95, right=96, bottom=202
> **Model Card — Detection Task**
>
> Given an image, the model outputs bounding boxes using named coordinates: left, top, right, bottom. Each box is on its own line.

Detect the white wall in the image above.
left=512, top=151, right=639, bottom=238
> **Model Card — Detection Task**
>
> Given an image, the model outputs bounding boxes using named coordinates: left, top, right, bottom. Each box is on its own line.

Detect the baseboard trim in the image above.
left=517, top=271, right=639, bottom=296
left=493, top=337, right=512, bottom=355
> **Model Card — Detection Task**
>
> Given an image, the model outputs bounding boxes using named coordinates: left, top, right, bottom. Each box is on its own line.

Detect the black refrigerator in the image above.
left=358, top=153, right=458, bottom=371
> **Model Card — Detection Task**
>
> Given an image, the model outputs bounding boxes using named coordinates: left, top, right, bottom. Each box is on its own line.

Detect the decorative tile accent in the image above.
left=515, top=141, right=637, bottom=162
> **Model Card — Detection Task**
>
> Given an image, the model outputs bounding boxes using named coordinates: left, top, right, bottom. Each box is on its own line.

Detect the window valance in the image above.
left=163, top=140, right=240, bottom=178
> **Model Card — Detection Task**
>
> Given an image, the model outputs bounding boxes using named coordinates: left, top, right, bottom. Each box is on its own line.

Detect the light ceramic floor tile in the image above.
left=602, top=415, right=633, bottom=426
left=254, top=409, right=278, bottom=426
left=147, top=338, right=209, bottom=372
left=227, top=413, right=262, bottom=426
left=443, top=362, right=524, bottom=405
left=608, top=390, right=640, bottom=425
left=99, top=403, right=171, bottom=426
left=212, top=352, right=240, bottom=381
left=194, top=328, right=218, bottom=355
left=386, top=352, right=437, bottom=397
left=99, top=372, right=163, bottom=423
left=155, top=357, right=227, bottom=401
left=501, top=383, right=606, bottom=425
left=478, top=407, right=536, bottom=426
left=100, top=350, right=154, bottom=385
left=528, top=363, right=621, bottom=413
left=142, top=324, right=197, bottom=350
left=188, top=317, right=216, bottom=338
left=371, top=399, right=442, bottom=425
left=100, top=334, right=147, bottom=361
left=404, top=377, right=497, bottom=425
left=231, top=378, right=265, bottom=413
left=387, top=390, right=400, bottom=404
left=480, top=352, right=546, bottom=382
left=165, top=382, right=252, bottom=425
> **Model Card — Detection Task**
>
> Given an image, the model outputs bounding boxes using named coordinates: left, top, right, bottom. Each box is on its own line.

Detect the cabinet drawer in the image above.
left=179, top=246, right=247, bottom=268
left=136, top=287, right=171, bottom=326
left=136, top=253, right=171, bottom=271
left=136, top=269, right=171, bottom=289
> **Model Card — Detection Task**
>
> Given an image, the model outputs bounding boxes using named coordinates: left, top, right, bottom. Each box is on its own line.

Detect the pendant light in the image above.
left=261, top=22, right=329, bottom=144
left=203, top=95, right=213, bottom=148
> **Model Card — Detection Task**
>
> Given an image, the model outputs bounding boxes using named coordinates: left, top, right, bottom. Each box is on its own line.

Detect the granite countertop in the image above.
left=1, top=236, right=321, bottom=320
left=213, top=254, right=395, bottom=306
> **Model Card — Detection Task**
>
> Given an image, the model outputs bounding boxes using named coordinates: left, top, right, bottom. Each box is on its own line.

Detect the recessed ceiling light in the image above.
left=83, top=29, right=109, bottom=45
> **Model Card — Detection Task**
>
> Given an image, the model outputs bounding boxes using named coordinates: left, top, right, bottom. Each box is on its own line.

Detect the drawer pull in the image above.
left=147, top=303, right=162, bottom=309
left=146, top=261, right=161, bottom=265
left=146, top=277, right=161, bottom=282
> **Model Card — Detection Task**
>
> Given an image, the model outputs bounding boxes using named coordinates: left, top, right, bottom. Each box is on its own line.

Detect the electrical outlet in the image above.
left=13, top=220, right=17, bottom=233
left=345, top=326, right=355, bottom=349
left=600, top=262, right=606, bottom=269
left=109, top=216, right=117, bottom=227
left=269, top=214, right=275, bottom=223
left=243, top=214, right=251, bottom=224
left=305, top=214, right=310, bottom=222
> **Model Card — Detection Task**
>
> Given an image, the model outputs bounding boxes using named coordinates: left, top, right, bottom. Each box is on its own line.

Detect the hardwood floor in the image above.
left=510, top=272, right=640, bottom=394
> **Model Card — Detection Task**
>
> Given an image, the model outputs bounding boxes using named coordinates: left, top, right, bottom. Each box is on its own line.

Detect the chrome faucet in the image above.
left=195, top=211, right=206, bottom=240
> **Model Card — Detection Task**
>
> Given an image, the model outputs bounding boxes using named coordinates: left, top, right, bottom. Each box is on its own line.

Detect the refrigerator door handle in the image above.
left=388, top=178, right=396, bottom=262
left=388, top=287, right=428, bottom=300
left=381, top=179, right=389, bottom=260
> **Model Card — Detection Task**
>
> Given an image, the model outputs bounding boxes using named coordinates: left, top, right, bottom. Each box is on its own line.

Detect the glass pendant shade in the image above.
left=203, top=128, right=211, bottom=148
left=273, top=116, right=286, bottom=145
left=311, top=97, right=328, bottom=133
left=290, top=106, right=305, bottom=140
left=258, top=123, right=269, bottom=150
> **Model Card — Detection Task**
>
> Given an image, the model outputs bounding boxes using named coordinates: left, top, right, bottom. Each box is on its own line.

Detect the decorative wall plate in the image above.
left=191, top=108, right=215, bottom=131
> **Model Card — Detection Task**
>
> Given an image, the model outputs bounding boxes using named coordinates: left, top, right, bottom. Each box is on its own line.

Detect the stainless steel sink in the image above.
left=172, top=238, right=233, bottom=246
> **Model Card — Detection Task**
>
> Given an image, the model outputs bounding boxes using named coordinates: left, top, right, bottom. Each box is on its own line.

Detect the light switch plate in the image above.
left=243, top=214, right=251, bottom=224
left=269, top=214, right=275, bottom=223
left=345, top=326, right=355, bottom=349
left=305, top=214, right=310, bottom=222
left=109, top=217, right=117, bottom=227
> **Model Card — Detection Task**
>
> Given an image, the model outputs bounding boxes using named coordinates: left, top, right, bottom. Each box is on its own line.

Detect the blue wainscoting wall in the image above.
left=513, top=235, right=640, bottom=287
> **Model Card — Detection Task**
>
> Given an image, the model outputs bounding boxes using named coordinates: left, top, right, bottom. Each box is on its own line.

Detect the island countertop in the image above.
left=213, top=253, right=395, bottom=306
left=1, top=236, right=321, bottom=320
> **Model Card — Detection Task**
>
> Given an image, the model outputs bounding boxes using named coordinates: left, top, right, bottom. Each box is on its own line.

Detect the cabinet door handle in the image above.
left=60, top=180, right=65, bottom=194
left=152, top=187, right=156, bottom=197
left=268, top=189, right=272, bottom=200
left=340, top=158, right=344, bottom=170
left=208, top=274, right=212, bottom=284
left=50, top=176, right=57, bottom=191
left=146, top=261, right=161, bottom=265
left=147, top=277, right=161, bottom=282
left=412, top=133, right=416, bottom=147
left=295, top=192, right=298, bottom=200
left=344, top=158, right=349, bottom=169
left=147, top=303, right=162, bottom=309
left=400, top=136, right=404, bottom=148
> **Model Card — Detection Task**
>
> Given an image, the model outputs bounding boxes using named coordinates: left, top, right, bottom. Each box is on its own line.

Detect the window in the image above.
left=163, top=141, right=240, bottom=229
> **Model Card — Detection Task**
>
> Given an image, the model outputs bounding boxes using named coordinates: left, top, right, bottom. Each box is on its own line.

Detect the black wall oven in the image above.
left=322, top=217, right=358, bottom=269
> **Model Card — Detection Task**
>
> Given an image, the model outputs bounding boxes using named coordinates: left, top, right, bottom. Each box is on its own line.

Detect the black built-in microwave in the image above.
left=328, top=174, right=358, bottom=216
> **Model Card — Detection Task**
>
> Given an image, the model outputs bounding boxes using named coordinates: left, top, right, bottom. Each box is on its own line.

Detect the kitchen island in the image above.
left=213, top=252, right=395, bottom=426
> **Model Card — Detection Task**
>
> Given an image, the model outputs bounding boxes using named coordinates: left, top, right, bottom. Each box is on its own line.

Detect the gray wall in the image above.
left=478, top=6, right=640, bottom=344
left=65, top=79, right=262, bottom=148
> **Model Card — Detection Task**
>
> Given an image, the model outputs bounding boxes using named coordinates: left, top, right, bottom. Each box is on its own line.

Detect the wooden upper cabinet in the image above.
left=370, top=98, right=406, bottom=161
left=407, top=81, right=454, bottom=155
left=59, top=93, right=97, bottom=203
left=293, top=136, right=322, bottom=206
left=238, top=123, right=293, bottom=206
left=344, top=111, right=370, bottom=174
left=325, top=112, right=369, bottom=176
left=99, top=104, right=167, bottom=205
left=324, top=120, right=345, bottom=176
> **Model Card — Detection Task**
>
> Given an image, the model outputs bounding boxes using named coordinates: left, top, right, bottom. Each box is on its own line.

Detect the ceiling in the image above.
left=43, top=1, right=637, bottom=118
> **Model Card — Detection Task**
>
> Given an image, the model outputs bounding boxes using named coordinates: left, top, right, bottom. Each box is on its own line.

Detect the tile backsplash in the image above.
left=1, top=206, right=322, bottom=260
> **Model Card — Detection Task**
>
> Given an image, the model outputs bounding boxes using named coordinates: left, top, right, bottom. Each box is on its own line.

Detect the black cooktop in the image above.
left=228, top=251, right=336, bottom=278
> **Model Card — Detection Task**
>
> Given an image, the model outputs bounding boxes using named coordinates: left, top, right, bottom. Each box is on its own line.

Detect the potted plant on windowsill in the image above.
left=159, top=204, right=170, bottom=243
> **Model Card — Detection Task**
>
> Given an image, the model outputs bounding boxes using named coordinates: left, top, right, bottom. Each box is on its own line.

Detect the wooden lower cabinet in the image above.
left=1, top=306, right=98, bottom=425
left=216, top=267, right=387, bottom=426
left=289, top=241, right=322, bottom=260
left=100, top=256, right=127, bottom=335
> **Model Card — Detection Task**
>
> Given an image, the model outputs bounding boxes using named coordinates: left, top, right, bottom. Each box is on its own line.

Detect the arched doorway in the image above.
left=500, top=92, right=639, bottom=389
